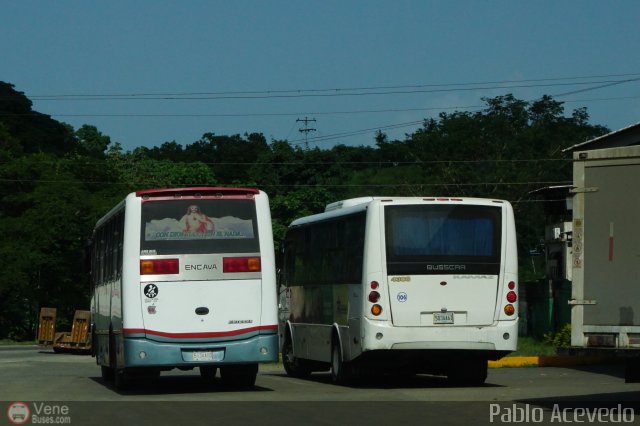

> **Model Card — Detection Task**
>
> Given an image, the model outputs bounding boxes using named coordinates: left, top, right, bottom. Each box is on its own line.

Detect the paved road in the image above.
left=1, top=346, right=639, bottom=425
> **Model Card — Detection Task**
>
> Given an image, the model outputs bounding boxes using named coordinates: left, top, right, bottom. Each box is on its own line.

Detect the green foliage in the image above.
left=544, top=324, right=572, bottom=348
left=0, top=81, right=609, bottom=340
left=510, top=336, right=557, bottom=356
left=75, top=125, right=111, bottom=158
left=0, top=82, right=77, bottom=155
left=106, top=150, right=216, bottom=192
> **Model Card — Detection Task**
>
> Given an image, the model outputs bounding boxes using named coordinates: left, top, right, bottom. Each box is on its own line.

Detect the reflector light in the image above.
left=140, top=259, right=179, bottom=275
left=506, top=291, right=517, bottom=303
left=504, top=304, right=515, bottom=316
left=223, top=257, right=261, bottom=273
left=368, top=291, right=380, bottom=303
left=508, top=281, right=516, bottom=290
left=370, top=281, right=379, bottom=289
left=371, top=304, right=382, bottom=316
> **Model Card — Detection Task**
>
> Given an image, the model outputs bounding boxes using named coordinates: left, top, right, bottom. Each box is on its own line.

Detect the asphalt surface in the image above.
left=1, top=346, right=639, bottom=425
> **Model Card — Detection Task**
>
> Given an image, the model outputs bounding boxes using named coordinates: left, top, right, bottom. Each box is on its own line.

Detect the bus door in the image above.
left=138, top=198, right=262, bottom=342
left=384, top=204, right=502, bottom=327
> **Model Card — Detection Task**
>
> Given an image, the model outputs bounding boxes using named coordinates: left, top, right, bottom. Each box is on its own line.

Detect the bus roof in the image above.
left=325, top=196, right=508, bottom=212
left=325, top=197, right=375, bottom=212
left=291, top=196, right=511, bottom=228
left=135, top=187, right=259, bottom=198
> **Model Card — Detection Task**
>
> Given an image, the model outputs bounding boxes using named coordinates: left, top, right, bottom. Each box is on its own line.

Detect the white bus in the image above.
left=90, top=187, right=278, bottom=389
left=279, top=196, right=518, bottom=385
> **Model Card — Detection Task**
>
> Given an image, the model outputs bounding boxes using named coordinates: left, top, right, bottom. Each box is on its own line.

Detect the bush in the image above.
left=544, top=324, right=571, bottom=348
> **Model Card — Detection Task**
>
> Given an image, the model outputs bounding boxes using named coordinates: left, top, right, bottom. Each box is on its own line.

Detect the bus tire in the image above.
left=331, top=341, right=352, bottom=385
left=200, top=366, right=217, bottom=382
left=220, top=364, right=258, bottom=388
left=114, top=368, right=130, bottom=390
left=447, top=358, right=487, bottom=386
left=282, top=337, right=311, bottom=378
left=625, top=360, right=640, bottom=383
left=101, top=365, right=114, bottom=382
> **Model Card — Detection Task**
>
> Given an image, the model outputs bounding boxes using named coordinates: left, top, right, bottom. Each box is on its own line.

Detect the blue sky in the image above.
left=2, top=1, right=639, bottom=152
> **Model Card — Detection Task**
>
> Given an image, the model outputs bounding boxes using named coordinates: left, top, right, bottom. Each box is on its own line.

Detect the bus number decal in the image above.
left=397, top=292, right=408, bottom=303
left=391, top=276, right=411, bottom=283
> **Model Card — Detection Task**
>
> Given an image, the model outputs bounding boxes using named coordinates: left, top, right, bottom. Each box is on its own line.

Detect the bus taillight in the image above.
left=506, top=291, right=517, bottom=303
left=368, top=291, right=380, bottom=303
left=140, top=259, right=179, bottom=275
left=504, top=304, right=515, bottom=316
left=223, top=257, right=261, bottom=273
left=371, top=304, right=383, bottom=316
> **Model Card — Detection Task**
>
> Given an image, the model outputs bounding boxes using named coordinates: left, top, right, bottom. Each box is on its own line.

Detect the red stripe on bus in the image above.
left=123, top=325, right=277, bottom=338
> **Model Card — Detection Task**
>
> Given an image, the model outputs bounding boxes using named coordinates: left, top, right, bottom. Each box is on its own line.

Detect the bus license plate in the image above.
left=433, top=312, right=454, bottom=324
left=192, top=351, right=223, bottom=362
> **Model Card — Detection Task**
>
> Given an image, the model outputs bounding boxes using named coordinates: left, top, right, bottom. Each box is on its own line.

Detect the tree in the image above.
left=184, top=133, right=269, bottom=183
left=106, top=148, right=217, bottom=192
left=0, top=153, right=96, bottom=339
left=0, top=81, right=77, bottom=155
left=75, top=125, right=112, bottom=158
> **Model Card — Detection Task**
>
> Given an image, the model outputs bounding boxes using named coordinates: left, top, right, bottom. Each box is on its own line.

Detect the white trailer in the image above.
left=566, top=145, right=640, bottom=382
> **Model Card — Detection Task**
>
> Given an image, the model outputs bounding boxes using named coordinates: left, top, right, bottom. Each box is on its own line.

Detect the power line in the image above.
left=22, top=78, right=638, bottom=101
left=1, top=93, right=638, bottom=121
left=289, top=120, right=426, bottom=145
left=20, top=72, right=640, bottom=100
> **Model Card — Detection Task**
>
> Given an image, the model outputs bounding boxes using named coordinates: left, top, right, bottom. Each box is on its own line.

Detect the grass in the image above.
left=509, top=336, right=557, bottom=357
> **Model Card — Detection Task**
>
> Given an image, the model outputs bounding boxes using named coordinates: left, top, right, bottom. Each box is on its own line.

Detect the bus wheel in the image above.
left=101, top=365, right=114, bottom=382
left=282, top=338, right=311, bottom=378
left=447, top=359, right=487, bottom=386
left=200, top=366, right=217, bottom=382
left=331, top=342, right=352, bottom=385
left=220, top=364, right=258, bottom=388
left=114, top=368, right=130, bottom=390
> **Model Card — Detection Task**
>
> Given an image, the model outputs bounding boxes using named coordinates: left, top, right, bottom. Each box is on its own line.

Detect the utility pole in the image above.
left=296, top=117, right=316, bottom=150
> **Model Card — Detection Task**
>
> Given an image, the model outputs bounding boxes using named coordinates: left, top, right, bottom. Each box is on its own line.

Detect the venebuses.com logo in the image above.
left=6, top=402, right=30, bottom=424
left=7, top=401, right=71, bottom=424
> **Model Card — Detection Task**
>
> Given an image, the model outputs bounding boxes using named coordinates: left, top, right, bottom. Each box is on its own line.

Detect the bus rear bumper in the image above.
left=361, top=318, right=518, bottom=355
left=122, top=333, right=278, bottom=367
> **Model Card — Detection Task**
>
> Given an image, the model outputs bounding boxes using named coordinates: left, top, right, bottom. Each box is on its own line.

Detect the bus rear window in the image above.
left=141, top=199, right=259, bottom=255
left=385, top=204, right=501, bottom=275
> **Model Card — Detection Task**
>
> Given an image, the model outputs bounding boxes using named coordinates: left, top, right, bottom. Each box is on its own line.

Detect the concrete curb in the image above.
left=489, top=356, right=621, bottom=368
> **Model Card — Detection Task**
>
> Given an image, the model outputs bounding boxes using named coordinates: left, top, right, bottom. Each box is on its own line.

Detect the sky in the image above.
left=2, top=1, right=640, bottom=152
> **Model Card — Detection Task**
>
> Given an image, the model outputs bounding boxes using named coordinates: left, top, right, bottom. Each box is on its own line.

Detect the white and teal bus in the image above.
left=90, top=187, right=278, bottom=389
left=280, top=196, right=518, bottom=385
